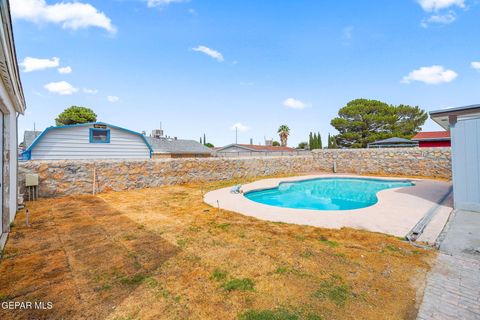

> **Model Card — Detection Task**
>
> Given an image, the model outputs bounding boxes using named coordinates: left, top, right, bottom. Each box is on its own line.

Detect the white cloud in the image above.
left=192, top=45, right=224, bottom=62
left=57, top=66, right=72, bottom=74
left=417, top=0, right=465, bottom=12
left=343, top=27, right=353, bottom=40
left=11, top=0, right=116, bottom=33
left=402, top=65, right=458, bottom=85
left=231, top=122, right=249, bottom=132
left=341, top=26, right=354, bottom=45
left=44, top=81, right=78, bottom=95
left=146, top=0, right=186, bottom=8
left=421, top=10, right=457, bottom=27
left=107, top=95, right=120, bottom=102
left=20, top=56, right=59, bottom=72
left=417, top=0, right=465, bottom=27
left=283, top=98, right=307, bottom=110
left=83, top=88, right=98, bottom=94
left=32, top=90, right=45, bottom=97
left=471, top=61, right=480, bottom=70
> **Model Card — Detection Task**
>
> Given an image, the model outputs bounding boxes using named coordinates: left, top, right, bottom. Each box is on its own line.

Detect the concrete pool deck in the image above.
left=204, top=174, right=453, bottom=239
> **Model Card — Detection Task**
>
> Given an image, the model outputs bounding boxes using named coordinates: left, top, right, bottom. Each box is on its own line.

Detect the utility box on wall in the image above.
left=25, top=174, right=39, bottom=187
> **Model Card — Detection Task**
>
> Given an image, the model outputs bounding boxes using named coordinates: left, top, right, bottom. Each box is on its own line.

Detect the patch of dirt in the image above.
left=0, top=176, right=434, bottom=319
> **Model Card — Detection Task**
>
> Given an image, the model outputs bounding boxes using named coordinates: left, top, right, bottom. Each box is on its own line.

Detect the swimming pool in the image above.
left=244, top=177, right=413, bottom=210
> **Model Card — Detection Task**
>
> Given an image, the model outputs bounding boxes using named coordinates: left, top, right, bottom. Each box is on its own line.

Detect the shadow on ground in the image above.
left=0, top=196, right=178, bottom=320
left=393, top=180, right=452, bottom=204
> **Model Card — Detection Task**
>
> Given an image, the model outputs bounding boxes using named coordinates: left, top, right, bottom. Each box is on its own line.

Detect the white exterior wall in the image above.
left=0, top=85, right=19, bottom=226
left=30, top=125, right=150, bottom=160
left=0, top=0, right=27, bottom=248
left=451, top=117, right=480, bottom=212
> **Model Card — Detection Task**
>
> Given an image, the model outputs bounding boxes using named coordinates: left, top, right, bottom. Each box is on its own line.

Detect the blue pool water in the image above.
left=244, top=178, right=413, bottom=211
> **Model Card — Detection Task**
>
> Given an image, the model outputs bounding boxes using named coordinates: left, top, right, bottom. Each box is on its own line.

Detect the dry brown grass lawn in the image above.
left=0, top=177, right=434, bottom=320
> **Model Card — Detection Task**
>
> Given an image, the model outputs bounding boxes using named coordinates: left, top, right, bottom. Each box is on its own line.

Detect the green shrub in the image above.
left=318, top=235, right=339, bottom=248
left=239, top=309, right=298, bottom=320
left=313, top=276, right=351, bottom=307
left=222, top=278, right=255, bottom=292
left=119, top=273, right=146, bottom=286
left=211, top=268, right=228, bottom=281
left=239, top=309, right=323, bottom=320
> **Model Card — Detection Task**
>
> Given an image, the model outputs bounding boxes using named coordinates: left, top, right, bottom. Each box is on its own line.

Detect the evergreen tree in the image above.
left=308, top=132, right=313, bottom=150
left=200, top=137, right=202, bottom=144
left=329, top=135, right=338, bottom=149
left=327, top=133, right=332, bottom=149
left=298, top=142, right=308, bottom=149
left=203, top=133, right=206, bottom=145
left=333, top=136, right=338, bottom=148
left=55, top=106, right=97, bottom=126
left=330, top=99, right=427, bottom=148
left=318, top=132, right=322, bottom=149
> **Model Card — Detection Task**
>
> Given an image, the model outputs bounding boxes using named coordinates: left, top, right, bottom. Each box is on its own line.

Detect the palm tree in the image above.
left=277, top=125, right=290, bottom=147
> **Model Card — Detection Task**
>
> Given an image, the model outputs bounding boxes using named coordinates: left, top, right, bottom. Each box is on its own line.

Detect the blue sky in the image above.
left=12, top=0, right=480, bottom=147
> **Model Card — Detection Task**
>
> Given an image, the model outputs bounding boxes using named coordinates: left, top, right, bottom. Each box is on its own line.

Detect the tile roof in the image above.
left=145, top=137, right=212, bottom=154
left=217, top=144, right=296, bottom=152
left=369, top=137, right=416, bottom=145
left=411, top=131, right=451, bottom=141
left=237, top=144, right=296, bottom=151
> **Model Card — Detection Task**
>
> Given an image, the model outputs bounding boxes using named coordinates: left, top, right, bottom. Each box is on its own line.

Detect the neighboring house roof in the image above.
left=430, top=104, right=480, bottom=130
left=216, top=144, right=296, bottom=152
left=145, top=137, right=212, bottom=154
left=368, top=137, right=416, bottom=145
left=411, top=131, right=451, bottom=141
left=0, top=1, right=26, bottom=113
left=22, top=122, right=153, bottom=158
left=22, top=130, right=42, bottom=148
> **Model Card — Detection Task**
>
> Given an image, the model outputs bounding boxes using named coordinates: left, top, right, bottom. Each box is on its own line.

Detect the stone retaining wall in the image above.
left=18, top=147, right=451, bottom=198
left=312, top=147, right=451, bottom=178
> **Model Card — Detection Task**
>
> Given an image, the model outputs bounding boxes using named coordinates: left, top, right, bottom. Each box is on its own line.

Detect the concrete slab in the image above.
left=417, top=194, right=454, bottom=245
left=439, top=210, right=480, bottom=257
left=204, top=174, right=452, bottom=237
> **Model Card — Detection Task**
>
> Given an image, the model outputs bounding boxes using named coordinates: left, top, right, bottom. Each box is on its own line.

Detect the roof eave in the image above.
left=215, top=144, right=257, bottom=152
left=0, top=1, right=26, bottom=114
left=430, top=104, right=480, bottom=117
left=411, top=137, right=451, bottom=142
left=430, top=104, right=480, bottom=130
left=153, top=151, right=211, bottom=154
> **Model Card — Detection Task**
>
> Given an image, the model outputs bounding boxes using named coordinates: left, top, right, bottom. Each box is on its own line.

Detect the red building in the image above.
left=411, top=131, right=451, bottom=148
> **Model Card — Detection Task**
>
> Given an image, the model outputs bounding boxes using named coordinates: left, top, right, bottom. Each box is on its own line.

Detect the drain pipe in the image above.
left=333, top=161, right=337, bottom=173
left=16, top=113, right=20, bottom=208
left=405, top=186, right=453, bottom=243
left=92, top=165, right=96, bottom=195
